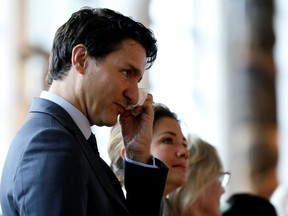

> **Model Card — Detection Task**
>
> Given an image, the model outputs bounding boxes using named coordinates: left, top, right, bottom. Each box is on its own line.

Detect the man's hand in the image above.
left=119, top=93, right=154, bottom=164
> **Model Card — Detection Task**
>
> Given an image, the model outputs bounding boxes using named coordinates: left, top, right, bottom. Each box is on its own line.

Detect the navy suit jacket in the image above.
left=0, top=98, right=168, bottom=216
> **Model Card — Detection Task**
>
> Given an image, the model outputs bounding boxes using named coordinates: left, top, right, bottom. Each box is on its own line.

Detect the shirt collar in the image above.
left=40, top=91, right=91, bottom=139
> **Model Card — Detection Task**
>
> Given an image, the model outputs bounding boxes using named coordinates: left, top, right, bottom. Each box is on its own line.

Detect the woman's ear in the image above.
left=120, top=146, right=125, bottom=159
left=71, top=44, right=88, bottom=74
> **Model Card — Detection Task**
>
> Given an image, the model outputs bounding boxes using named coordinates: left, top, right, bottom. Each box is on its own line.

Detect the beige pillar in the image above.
left=225, top=0, right=278, bottom=199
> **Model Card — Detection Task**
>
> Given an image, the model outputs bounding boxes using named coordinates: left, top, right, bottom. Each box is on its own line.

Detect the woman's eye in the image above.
left=163, top=138, right=173, bottom=144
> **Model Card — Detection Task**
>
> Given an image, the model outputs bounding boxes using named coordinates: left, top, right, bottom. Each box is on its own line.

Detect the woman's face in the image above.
left=150, top=117, right=189, bottom=196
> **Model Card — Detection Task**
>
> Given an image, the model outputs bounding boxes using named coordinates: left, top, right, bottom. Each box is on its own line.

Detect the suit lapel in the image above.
left=76, top=134, right=129, bottom=213
left=31, top=98, right=130, bottom=215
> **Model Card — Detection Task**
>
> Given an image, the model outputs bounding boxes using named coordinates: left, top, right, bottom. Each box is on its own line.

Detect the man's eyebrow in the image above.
left=127, top=63, right=143, bottom=82
left=130, top=64, right=141, bottom=74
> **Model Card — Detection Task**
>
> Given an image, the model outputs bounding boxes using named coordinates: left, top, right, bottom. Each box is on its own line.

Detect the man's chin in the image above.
left=105, top=117, right=119, bottom=127
left=94, top=116, right=118, bottom=127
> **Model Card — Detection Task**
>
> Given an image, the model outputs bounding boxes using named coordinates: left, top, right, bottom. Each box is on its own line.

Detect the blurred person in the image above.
left=222, top=193, right=277, bottom=216
left=108, top=103, right=189, bottom=198
left=0, top=7, right=168, bottom=216
left=165, top=136, right=230, bottom=216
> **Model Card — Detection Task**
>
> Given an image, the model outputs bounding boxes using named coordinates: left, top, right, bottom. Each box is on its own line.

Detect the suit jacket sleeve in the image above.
left=124, top=158, right=168, bottom=216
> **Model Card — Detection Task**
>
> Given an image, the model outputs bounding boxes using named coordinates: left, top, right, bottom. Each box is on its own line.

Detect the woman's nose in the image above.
left=177, top=146, right=189, bottom=159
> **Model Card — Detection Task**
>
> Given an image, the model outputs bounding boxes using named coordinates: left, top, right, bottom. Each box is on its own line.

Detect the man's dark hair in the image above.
left=47, top=7, right=157, bottom=84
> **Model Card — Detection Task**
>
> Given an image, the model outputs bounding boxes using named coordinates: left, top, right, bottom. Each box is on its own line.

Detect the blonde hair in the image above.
left=166, top=136, right=223, bottom=216
left=107, top=122, right=125, bottom=186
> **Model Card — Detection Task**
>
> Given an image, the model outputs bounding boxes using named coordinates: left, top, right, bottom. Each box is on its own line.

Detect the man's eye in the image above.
left=123, top=70, right=130, bottom=77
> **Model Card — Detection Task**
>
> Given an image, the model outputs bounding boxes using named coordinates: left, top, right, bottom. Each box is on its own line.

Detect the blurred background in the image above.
left=1, top=0, right=288, bottom=213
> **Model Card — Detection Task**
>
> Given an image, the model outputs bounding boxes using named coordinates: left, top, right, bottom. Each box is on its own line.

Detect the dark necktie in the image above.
left=88, top=133, right=100, bottom=158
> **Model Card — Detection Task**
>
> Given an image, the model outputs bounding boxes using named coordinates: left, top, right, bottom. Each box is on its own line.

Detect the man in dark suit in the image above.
left=0, top=7, right=168, bottom=216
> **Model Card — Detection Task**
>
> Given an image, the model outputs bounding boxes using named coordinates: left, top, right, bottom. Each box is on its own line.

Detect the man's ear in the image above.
left=120, top=146, right=125, bottom=159
left=71, top=44, right=88, bottom=74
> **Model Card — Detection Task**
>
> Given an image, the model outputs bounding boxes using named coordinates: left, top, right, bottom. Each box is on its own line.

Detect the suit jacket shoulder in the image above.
left=1, top=98, right=168, bottom=216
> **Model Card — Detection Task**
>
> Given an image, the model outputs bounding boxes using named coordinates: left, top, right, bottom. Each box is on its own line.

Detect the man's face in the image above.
left=82, top=39, right=146, bottom=127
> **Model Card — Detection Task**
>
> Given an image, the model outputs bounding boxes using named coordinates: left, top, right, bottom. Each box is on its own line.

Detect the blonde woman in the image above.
left=166, top=136, right=230, bottom=216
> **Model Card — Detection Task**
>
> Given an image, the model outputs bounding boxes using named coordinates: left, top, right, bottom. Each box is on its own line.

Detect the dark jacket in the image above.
left=0, top=98, right=168, bottom=216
